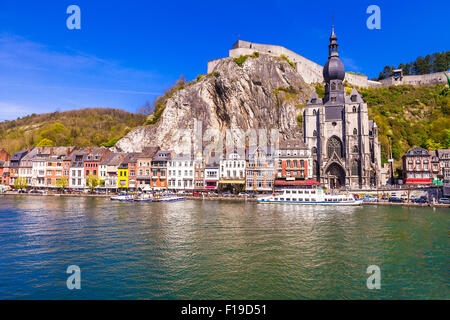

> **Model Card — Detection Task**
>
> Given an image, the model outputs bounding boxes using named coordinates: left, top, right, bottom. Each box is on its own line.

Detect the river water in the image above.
left=0, top=195, right=448, bottom=299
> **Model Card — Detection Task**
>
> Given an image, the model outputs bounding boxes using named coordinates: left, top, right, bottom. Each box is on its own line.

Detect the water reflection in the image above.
left=0, top=196, right=448, bottom=299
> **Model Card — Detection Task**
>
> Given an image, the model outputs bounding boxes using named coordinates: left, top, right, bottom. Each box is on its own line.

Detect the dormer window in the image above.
left=311, top=98, right=317, bottom=104
left=331, top=97, right=336, bottom=102
left=351, top=95, right=357, bottom=102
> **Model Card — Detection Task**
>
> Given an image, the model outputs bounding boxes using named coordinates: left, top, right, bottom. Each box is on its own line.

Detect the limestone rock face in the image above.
left=115, top=54, right=313, bottom=153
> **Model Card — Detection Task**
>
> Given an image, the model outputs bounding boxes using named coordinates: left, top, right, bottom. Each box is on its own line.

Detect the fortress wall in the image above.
left=368, top=80, right=383, bottom=88
left=379, top=72, right=448, bottom=87
left=228, top=42, right=371, bottom=87
left=209, top=41, right=448, bottom=89
left=344, top=73, right=369, bottom=87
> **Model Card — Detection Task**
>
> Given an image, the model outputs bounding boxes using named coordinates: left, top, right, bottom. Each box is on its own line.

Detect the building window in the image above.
left=352, top=106, right=357, bottom=112
left=353, top=145, right=358, bottom=153
left=312, top=147, right=317, bottom=154
left=313, top=109, right=316, bottom=115
left=313, top=130, right=317, bottom=137
left=351, top=160, right=359, bottom=176
left=327, top=136, right=343, bottom=158
left=353, top=128, right=358, bottom=135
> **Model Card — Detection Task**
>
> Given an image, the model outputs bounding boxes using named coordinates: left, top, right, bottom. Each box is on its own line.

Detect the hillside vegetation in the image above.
left=362, top=84, right=449, bottom=164
left=0, top=108, right=147, bottom=154
left=314, top=83, right=450, bottom=165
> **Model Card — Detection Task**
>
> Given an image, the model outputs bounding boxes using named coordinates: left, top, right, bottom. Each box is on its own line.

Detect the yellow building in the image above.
left=117, top=164, right=128, bottom=189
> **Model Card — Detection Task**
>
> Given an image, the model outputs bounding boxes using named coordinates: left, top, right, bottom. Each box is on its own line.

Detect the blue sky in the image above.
left=0, top=0, right=449, bottom=121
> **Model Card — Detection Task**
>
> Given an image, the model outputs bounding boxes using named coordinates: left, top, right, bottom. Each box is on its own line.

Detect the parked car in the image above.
left=413, top=198, right=427, bottom=204
left=222, top=191, right=232, bottom=197
left=192, top=192, right=202, bottom=196
left=29, top=189, right=45, bottom=194
left=238, top=192, right=249, bottom=196
left=438, top=198, right=450, bottom=204
left=389, top=197, right=403, bottom=203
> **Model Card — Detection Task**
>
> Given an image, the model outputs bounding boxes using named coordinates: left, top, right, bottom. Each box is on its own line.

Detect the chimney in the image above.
left=120, top=155, right=124, bottom=163
left=50, top=147, right=54, bottom=155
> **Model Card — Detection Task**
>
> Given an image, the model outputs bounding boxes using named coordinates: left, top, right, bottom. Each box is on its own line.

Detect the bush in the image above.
left=233, top=55, right=249, bottom=67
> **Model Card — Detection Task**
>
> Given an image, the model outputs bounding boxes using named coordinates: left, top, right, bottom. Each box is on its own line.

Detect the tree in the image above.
left=56, top=177, right=69, bottom=192
left=36, top=138, right=55, bottom=147
left=86, top=174, right=102, bottom=193
left=14, top=177, right=29, bottom=190
left=138, top=101, right=153, bottom=115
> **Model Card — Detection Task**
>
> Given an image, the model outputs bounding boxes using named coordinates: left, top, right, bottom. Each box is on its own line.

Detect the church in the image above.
left=303, top=27, right=382, bottom=189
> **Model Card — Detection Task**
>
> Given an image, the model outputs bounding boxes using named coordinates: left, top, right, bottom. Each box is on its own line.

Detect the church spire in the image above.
left=328, top=25, right=339, bottom=58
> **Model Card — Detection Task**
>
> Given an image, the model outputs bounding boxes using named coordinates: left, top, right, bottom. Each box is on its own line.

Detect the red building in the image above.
left=275, top=139, right=316, bottom=188
left=84, top=147, right=110, bottom=178
left=402, top=147, right=432, bottom=185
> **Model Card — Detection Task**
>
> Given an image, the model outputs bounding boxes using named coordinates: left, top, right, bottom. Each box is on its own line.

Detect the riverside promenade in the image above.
left=2, top=192, right=449, bottom=208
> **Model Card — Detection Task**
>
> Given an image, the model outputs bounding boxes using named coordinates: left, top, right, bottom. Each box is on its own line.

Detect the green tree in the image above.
left=86, top=174, right=102, bottom=193
left=14, top=177, right=29, bottom=190
left=36, top=138, right=54, bottom=147
left=56, top=176, right=69, bottom=192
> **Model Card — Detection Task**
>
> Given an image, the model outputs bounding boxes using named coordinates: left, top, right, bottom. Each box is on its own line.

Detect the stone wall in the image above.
left=207, top=40, right=448, bottom=89
left=378, top=72, right=448, bottom=87
left=207, top=40, right=371, bottom=87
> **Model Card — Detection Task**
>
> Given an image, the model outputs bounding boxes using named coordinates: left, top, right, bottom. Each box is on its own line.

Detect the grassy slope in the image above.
left=315, top=83, right=450, bottom=166
left=360, top=84, right=449, bottom=164
left=0, top=108, right=147, bottom=154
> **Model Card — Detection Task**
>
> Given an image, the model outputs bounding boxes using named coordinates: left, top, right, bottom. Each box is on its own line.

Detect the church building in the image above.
left=303, top=27, right=382, bottom=189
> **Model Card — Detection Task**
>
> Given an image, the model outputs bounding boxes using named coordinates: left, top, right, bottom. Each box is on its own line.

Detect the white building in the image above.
left=69, top=149, right=87, bottom=189
left=99, top=153, right=124, bottom=190
left=167, top=154, right=195, bottom=190
left=204, top=166, right=219, bottom=190
left=219, top=152, right=246, bottom=180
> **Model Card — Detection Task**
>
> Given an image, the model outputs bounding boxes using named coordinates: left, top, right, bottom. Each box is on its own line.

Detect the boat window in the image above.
left=286, top=198, right=290, bottom=201
left=286, top=190, right=291, bottom=194
left=292, top=190, right=297, bottom=194
left=311, top=191, right=316, bottom=194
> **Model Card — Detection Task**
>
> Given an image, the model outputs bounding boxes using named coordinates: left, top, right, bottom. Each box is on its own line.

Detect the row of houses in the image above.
left=0, top=140, right=317, bottom=193
left=402, top=147, right=450, bottom=185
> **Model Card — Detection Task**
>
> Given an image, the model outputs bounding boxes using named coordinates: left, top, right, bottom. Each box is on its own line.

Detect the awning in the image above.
left=274, top=179, right=320, bottom=186
left=405, top=179, right=432, bottom=184
left=219, top=180, right=245, bottom=184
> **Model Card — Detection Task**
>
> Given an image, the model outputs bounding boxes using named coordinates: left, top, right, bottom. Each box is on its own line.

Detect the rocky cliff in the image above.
left=115, top=54, right=313, bottom=153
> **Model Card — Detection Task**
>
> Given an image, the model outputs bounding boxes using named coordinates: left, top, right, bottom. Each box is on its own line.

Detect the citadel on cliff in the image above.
left=208, top=27, right=385, bottom=189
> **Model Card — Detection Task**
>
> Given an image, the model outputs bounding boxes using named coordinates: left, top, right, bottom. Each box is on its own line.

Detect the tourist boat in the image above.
left=152, top=195, right=186, bottom=202
left=257, top=188, right=362, bottom=206
left=134, top=194, right=153, bottom=202
left=110, top=194, right=134, bottom=201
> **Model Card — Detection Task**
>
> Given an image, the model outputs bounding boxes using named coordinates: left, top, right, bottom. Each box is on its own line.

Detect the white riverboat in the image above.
left=152, top=195, right=186, bottom=202
left=110, top=194, right=134, bottom=201
left=134, top=194, right=153, bottom=202
left=257, top=188, right=362, bottom=206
